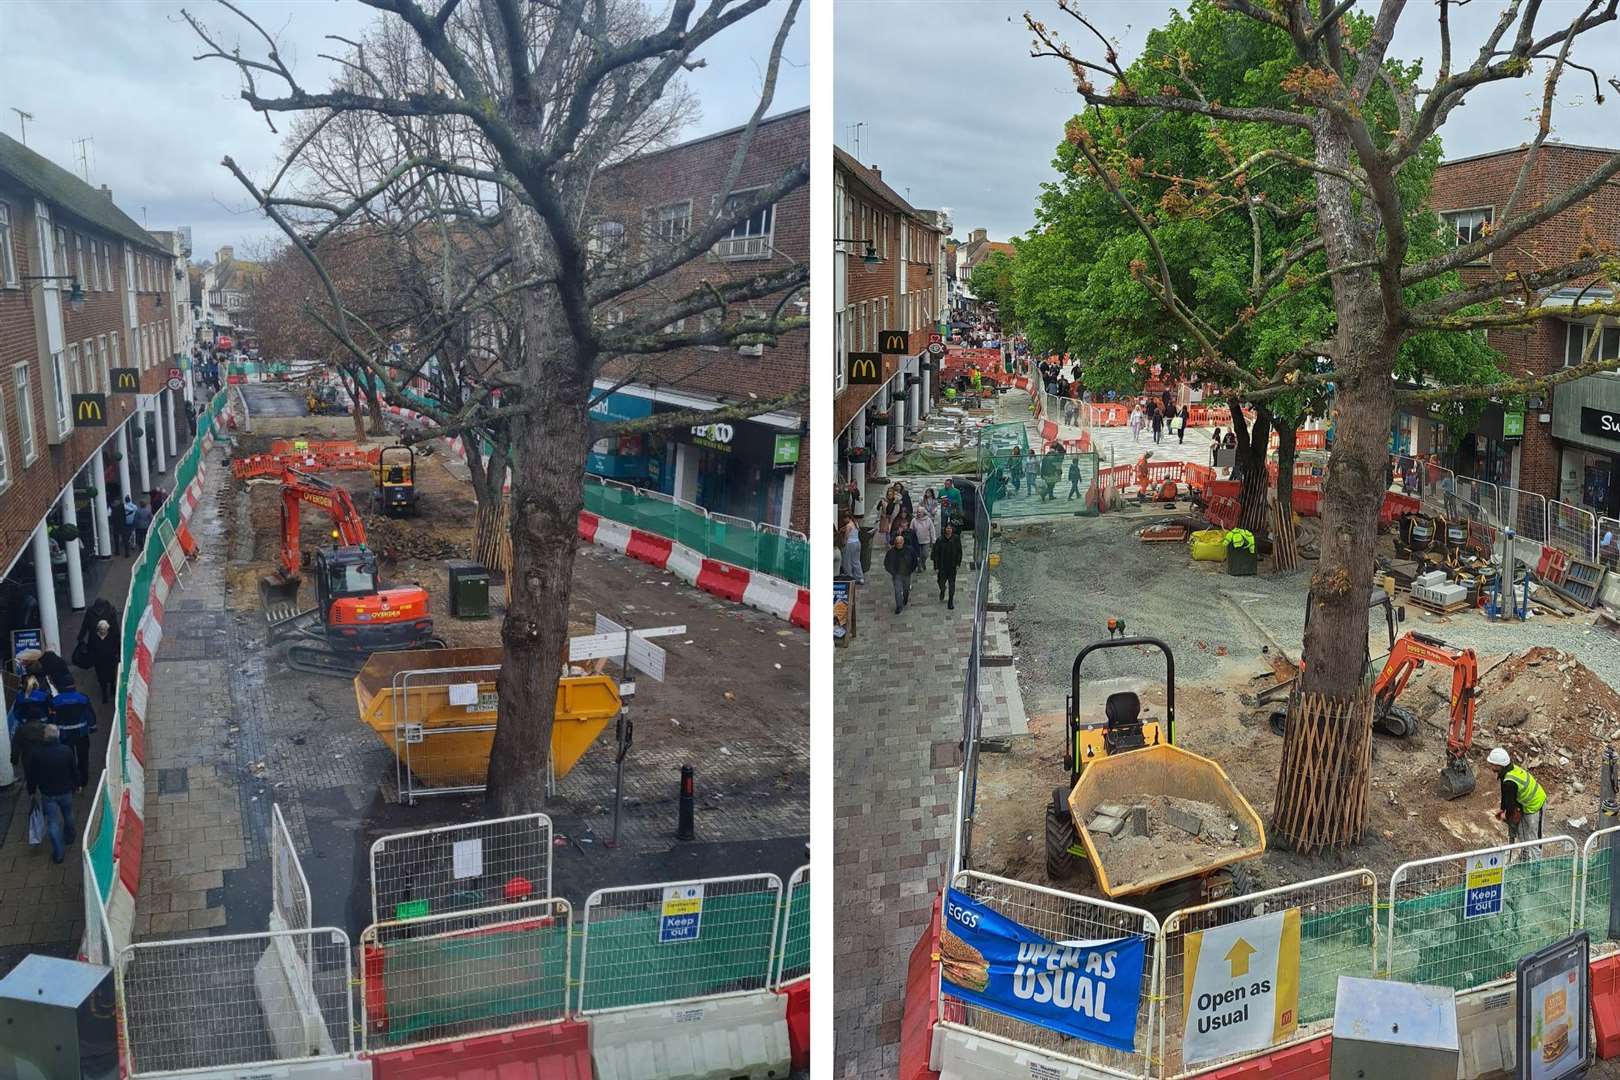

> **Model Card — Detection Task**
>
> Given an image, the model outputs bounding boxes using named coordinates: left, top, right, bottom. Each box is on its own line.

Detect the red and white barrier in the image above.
left=578, top=511, right=809, bottom=629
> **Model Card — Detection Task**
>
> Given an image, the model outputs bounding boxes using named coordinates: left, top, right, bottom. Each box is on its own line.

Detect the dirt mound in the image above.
left=362, top=515, right=467, bottom=562
left=1475, top=645, right=1620, bottom=794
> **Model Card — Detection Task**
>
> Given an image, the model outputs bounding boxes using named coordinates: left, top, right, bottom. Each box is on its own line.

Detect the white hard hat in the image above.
left=1487, top=747, right=1511, bottom=767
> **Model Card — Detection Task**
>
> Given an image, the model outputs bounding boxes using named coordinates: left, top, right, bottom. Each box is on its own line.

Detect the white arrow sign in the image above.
left=566, top=617, right=685, bottom=682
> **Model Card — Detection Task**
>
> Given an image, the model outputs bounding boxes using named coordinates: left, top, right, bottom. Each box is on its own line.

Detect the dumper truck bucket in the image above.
left=1067, top=743, right=1266, bottom=899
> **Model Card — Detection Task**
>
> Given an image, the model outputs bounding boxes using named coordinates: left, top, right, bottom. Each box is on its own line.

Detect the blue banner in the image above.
left=941, top=888, right=1145, bottom=1052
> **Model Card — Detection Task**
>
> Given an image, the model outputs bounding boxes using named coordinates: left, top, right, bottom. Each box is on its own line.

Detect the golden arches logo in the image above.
left=848, top=353, right=881, bottom=384
left=75, top=396, right=103, bottom=422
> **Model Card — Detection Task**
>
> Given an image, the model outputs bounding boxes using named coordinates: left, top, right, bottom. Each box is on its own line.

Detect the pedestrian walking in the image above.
left=87, top=620, right=120, bottom=704
left=119, top=496, right=138, bottom=555
left=133, top=500, right=153, bottom=550
left=921, top=488, right=941, bottom=538
left=1210, top=428, right=1223, bottom=468
left=184, top=400, right=197, bottom=438
left=877, top=490, right=899, bottom=549
left=1129, top=405, right=1144, bottom=442
left=934, top=522, right=963, bottom=610
left=49, top=676, right=95, bottom=791
left=1489, top=747, right=1545, bottom=845
left=24, top=725, right=77, bottom=864
left=884, top=534, right=916, bottom=615
left=150, top=486, right=167, bottom=515
left=840, top=515, right=865, bottom=584
left=1067, top=456, right=1084, bottom=500
left=1009, top=447, right=1023, bottom=494
left=1150, top=409, right=1164, bottom=445
left=940, top=478, right=964, bottom=530
left=1024, top=452, right=1039, bottom=497
left=1040, top=446, right=1063, bottom=502
left=912, top=502, right=936, bottom=567
left=1178, top=405, right=1190, bottom=444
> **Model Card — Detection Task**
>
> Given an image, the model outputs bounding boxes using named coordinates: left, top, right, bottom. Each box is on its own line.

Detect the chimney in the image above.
left=971, top=228, right=987, bottom=244
left=869, top=165, right=881, bottom=180
left=218, top=245, right=234, bottom=262
left=99, top=184, right=113, bottom=201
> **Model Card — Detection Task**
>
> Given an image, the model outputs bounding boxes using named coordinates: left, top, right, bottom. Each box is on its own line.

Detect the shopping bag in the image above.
left=27, top=801, right=44, bottom=847
left=72, top=641, right=93, bottom=669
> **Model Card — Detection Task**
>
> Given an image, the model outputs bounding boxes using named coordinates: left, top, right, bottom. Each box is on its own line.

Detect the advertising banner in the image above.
left=940, top=888, right=1144, bottom=1052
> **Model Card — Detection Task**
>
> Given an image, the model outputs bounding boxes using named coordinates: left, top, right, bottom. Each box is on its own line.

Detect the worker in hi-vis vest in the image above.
left=1488, top=747, right=1545, bottom=845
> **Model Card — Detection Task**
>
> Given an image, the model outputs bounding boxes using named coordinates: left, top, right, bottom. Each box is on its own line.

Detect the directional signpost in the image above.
left=575, top=615, right=685, bottom=846
left=1181, top=908, right=1302, bottom=1066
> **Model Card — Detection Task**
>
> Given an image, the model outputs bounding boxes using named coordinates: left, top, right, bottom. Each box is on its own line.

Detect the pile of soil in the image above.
left=1473, top=645, right=1620, bottom=796
left=1089, top=794, right=1249, bottom=883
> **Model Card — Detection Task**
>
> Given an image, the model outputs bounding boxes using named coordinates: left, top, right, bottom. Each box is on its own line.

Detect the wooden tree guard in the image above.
left=474, top=498, right=513, bottom=576
left=1271, top=502, right=1299, bottom=572
left=1272, top=689, right=1372, bottom=854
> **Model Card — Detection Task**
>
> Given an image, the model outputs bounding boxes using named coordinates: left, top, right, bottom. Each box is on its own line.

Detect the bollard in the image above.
left=678, top=764, right=695, bottom=841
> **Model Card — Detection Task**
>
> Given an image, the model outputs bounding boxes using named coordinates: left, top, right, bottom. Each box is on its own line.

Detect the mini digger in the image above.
left=1045, top=623, right=1266, bottom=917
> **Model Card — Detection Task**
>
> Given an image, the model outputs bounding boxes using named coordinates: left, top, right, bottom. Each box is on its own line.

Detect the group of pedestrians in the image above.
left=839, top=479, right=967, bottom=614
left=6, top=603, right=120, bottom=864
left=1128, top=396, right=1191, bottom=445
left=110, top=491, right=161, bottom=557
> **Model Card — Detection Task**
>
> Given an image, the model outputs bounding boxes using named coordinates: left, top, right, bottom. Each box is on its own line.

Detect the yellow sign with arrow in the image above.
left=1181, top=907, right=1301, bottom=1066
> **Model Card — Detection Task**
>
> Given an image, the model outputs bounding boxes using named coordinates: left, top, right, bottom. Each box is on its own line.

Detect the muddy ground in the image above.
left=218, top=413, right=808, bottom=935
left=979, top=511, right=1620, bottom=901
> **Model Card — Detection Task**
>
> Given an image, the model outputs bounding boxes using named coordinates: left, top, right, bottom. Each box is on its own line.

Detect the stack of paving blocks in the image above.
left=1412, top=569, right=1467, bottom=609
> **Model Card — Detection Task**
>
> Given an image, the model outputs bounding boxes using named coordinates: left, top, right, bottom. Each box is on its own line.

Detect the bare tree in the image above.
left=1029, top=0, right=1620, bottom=844
left=186, top=0, right=807, bottom=812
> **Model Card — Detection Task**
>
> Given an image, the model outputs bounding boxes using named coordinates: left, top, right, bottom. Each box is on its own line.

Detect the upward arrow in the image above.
left=1225, top=937, right=1256, bottom=979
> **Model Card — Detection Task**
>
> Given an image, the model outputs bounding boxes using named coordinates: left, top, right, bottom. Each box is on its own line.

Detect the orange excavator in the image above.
left=261, top=468, right=442, bottom=677
left=1371, top=631, right=1480, bottom=799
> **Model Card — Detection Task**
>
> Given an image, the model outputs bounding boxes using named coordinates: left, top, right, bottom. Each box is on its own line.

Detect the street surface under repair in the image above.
left=134, top=388, right=807, bottom=942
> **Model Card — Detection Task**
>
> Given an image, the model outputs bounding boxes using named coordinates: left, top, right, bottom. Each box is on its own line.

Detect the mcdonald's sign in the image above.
left=72, top=394, right=108, bottom=427
left=878, top=330, right=910, bottom=355
left=110, top=367, right=140, bottom=394
left=848, top=352, right=882, bottom=386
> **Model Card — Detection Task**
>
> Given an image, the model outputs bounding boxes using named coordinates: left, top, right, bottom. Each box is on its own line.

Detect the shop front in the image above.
left=1454, top=403, right=1523, bottom=488
left=664, top=408, right=802, bottom=529
left=586, top=390, right=663, bottom=485
left=1551, top=377, right=1620, bottom=518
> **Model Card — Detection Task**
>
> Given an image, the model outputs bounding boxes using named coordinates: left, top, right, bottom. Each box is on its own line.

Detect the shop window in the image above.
left=1566, top=323, right=1620, bottom=368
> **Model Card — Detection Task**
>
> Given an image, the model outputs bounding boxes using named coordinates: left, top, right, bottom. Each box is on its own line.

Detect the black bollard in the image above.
left=677, top=764, right=695, bottom=841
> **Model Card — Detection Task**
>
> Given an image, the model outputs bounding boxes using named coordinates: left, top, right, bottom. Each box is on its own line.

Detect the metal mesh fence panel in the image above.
left=1454, top=476, right=1502, bottom=527
left=1501, top=486, right=1549, bottom=544
left=757, top=525, right=810, bottom=585
left=1581, top=827, right=1620, bottom=955
left=1387, top=836, right=1577, bottom=991
left=118, top=928, right=354, bottom=1076
left=1156, top=870, right=1378, bottom=1078
left=982, top=451, right=1100, bottom=520
left=580, top=478, right=807, bottom=584
left=1549, top=499, right=1597, bottom=560
left=776, top=864, right=810, bottom=987
left=672, top=497, right=710, bottom=552
left=271, top=803, right=311, bottom=935
left=708, top=511, right=761, bottom=570
left=360, top=899, right=571, bottom=1051
left=370, top=814, right=553, bottom=925
left=578, top=874, right=782, bottom=1013
left=1601, top=517, right=1620, bottom=571
left=80, top=842, right=112, bottom=967
left=944, top=872, right=1158, bottom=1079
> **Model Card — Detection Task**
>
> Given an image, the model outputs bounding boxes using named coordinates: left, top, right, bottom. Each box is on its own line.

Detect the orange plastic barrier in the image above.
left=1593, top=953, right=1620, bottom=1058
left=899, top=896, right=943, bottom=1080
left=1296, top=429, right=1327, bottom=450
left=1207, top=496, right=1240, bottom=530
left=1292, top=489, right=1322, bottom=517
left=1183, top=463, right=1214, bottom=499
left=783, top=979, right=809, bottom=1072
left=1380, top=491, right=1421, bottom=529
left=366, top=1019, right=594, bottom=1079
left=1196, top=1034, right=1333, bottom=1078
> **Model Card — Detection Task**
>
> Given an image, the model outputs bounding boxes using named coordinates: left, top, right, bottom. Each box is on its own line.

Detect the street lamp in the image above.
left=834, top=237, right=881, bottom=266
left=22, top=275, right=85, bottom=313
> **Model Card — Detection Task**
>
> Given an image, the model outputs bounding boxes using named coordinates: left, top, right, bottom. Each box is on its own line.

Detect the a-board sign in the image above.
left=1465, top=850, right=1507, bottom=919
left=658, top=883, right=703, bottom=943
left=10, top=628, right=42, bottom=667
left=1516, top=931, right=1589, bottom=1080
left=1181, top=908, right=1301, bottom=1065
left=833, top=577, right=855, bottom=645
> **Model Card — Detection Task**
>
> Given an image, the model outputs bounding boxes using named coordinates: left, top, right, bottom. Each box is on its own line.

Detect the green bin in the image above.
left=447, top=560, right=490, bottom=618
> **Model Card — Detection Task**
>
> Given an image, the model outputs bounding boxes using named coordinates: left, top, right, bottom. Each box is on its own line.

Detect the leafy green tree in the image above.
left=969, top=249, right=1020, bottom=328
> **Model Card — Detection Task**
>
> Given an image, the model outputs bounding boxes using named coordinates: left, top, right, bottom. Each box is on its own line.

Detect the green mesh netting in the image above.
left=981, top=450, right=1100, bottom=520
left=578, top=891, right=779, bottom=1012
left=88, top=790, right=117, bottom=902
left=1297, top=905, right=1377, bottom=1024
left=779, top=882, right=810, bottom=982
left=372, top=921, right=570, bottom=1045
left=1388, top=855, right=1579, bottom=990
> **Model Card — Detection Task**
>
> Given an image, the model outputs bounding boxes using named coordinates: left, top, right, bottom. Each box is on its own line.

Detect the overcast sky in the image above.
left=835, top=0, right=1620, bottom=242
left=0, top=0, right=807, bottom=262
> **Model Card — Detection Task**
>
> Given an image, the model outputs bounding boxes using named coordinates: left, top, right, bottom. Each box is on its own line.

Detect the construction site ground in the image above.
left=974, top=498, right=1620, bottom=896
left=139, top=386, right=807, bottom=943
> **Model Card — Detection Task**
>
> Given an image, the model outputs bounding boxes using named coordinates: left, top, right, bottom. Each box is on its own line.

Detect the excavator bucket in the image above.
left=1440, top=757, right=1477, bottom=800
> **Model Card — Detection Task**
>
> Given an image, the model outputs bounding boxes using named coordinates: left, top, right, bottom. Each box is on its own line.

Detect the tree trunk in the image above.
left=1230, top=402, right=1273, bottom=537
left=339, top=367, right=367, bottom=442
left=365, top=369, right=387, bottom=437
left=1273, top=424, right=1298, bottom=562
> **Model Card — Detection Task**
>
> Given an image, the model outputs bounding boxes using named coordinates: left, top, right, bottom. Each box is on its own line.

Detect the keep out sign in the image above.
left=1181, top=907, right=1301, bottom=1065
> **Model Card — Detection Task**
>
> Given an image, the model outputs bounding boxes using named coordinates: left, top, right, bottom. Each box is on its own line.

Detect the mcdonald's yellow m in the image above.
left=848, top=352, right=881, bottom=385
left=72, top=394, right=108, bottom=426
left=117, top=372, right=137, bottom=389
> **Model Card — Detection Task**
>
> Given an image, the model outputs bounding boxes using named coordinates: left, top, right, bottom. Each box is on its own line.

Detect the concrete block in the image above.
left=1165, top=803, right=1203, bottom=837
left=1094, top=802, right=1127, bottom=821
left=1087, top=814, right=1125, bottom=838
left=1125, top=805, right=1149, bottom=837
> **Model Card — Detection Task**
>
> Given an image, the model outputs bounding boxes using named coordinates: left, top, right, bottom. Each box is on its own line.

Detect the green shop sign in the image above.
left=1503, top=411, right=1525, bottom=438
left=773, top=433, right=801, bottom=468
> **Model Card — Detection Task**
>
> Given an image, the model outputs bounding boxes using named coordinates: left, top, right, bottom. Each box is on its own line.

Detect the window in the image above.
left=654, top=201, right=690, bottom=243
left=14, top=364, right=36, bottom=464
left=699, top=308, right=722, bottom=352
left=96, top=335, right=108, bottom=391
left=715, top=190, right=775, bottom=260
left=109, top=331, right=120, bottom=371
left=0, top=384, right=10, bottom=491
left=1442, top=207, right=1492, bottom=252
left=0, top=203, right=14, bottom=287
left=75, top=233, right=87, bottom=291
left=1566, top=322, right=1620, bottom=368
left=67, top=344, right=82, bottom=395
left=101, top=243, right=112, bottom=291
left=49, top=350, right=70, bottom=431
left=53, top=226, right=68, bottom=282
left=587, top=220, right=625, bottom=262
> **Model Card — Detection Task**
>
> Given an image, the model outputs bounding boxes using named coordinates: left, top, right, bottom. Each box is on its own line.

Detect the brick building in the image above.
left=1426, top=142, right=1620, bottom=519
left=833, top=147, right=948, bottom=519
left=592, top=108, right=808, bottom=533
left=0, top=132, right=186, bottom=652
